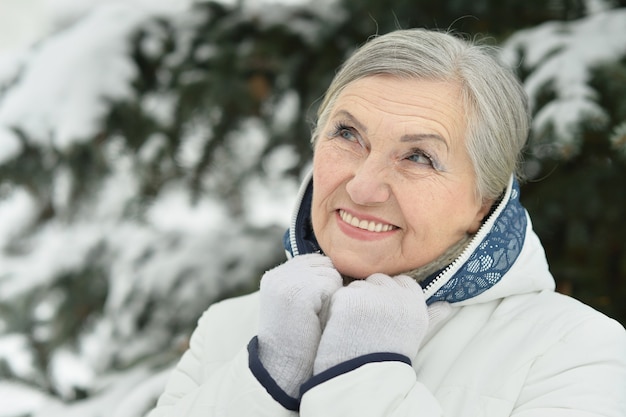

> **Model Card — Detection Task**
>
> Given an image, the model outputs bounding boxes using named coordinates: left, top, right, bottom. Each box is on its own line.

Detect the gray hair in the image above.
left=312, top=29, right=530, bottom=201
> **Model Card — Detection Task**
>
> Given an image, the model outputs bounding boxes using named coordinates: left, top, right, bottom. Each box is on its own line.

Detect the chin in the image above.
left=330, top=253, right=420, bottom=280
left=330, top=256, right=383, bottom=280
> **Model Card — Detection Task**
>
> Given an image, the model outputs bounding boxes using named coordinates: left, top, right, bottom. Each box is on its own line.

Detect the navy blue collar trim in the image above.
left=283, top=178, right=320, bottom=257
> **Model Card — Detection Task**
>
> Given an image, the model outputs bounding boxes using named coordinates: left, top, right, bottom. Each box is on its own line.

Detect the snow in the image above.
left=0, top=126, right=22, bottom=164
left=243, top=173, right=300, bottom=228
left=1, top=0, right=624, bottom=416
left=0, top=0, right=194, bottom=55
left=176, top=122, right=213, bottom=170
left=0, top=381, right=54, bottom=417
left=0, top=0, right=52, bottom=54
left=0, top=221, right=105, bottom=299
left=0, top=4, right=146, bottom=150
left=0, top=2, right=302, bottom=414
left=29, top=366, right=159, bottom=417
left=271, top=90, right=301, bottom=133
left=0, top=187, right=38, bottom=247
left=141, top=92, right=178, bottom=128
left=106, top=368, right=173, bottom=417
left=0, top=49, right=26, bottom=91
left=138, top=133, right=168, bottom=163
left=49, top=348, right=95, bottom=399
left=500, top=8, right=626, bottom=156
left=0, top=146, right=141, bottom=302
left=610, top=122, right=626, bottom=156
left=239, top=0, right=344, bottom=44
left=0, top=334, right=36, bottom=379
left=146, top=185, right=230, bottom=233
left=89, top=147, right=139, bottom=220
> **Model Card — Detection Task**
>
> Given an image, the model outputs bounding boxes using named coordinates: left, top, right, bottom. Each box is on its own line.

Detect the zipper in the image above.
left=288, top=169, right=313, bottom=257
left=422, top=175, right=515, bottom=301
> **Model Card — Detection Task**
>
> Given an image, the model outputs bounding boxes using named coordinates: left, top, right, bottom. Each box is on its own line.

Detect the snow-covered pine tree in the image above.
left=501, top=6, right=626, bottom=324
left=0, top=2, right=335, bottom=415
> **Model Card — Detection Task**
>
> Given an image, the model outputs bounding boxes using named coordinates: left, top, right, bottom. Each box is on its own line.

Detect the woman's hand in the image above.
left=257, top=253, right=343, bottom=397
left=314, top=273, right=429, bottom=374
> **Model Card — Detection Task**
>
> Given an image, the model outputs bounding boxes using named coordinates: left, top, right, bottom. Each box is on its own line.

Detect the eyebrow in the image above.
left=333, top=109, right=450, bottom=151
left=333, top=110, right=368, bottom=133
left=401, top=133, right=449, bottom=151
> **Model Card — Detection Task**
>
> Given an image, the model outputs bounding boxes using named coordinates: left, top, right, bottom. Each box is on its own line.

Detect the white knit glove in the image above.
left=313, top=273, right=430, bottom=374
left=257, top=253, right=343, bottom=397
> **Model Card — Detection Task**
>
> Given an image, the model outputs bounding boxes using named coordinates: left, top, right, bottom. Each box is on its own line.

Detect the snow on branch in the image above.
left=500, top=8, right=626, bottom=158
left=0, top=4, right=151, bottom=153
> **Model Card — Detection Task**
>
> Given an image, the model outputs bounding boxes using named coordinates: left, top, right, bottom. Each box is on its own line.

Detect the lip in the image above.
left=335, top=209, right=398, bottom=241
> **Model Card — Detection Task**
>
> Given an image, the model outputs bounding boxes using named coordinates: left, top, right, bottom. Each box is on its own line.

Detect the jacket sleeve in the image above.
left=297, top=314, right=626, bottom=417
left=511, top=315, right=626, bottom=417
left=146, top=299, right=296, bottom=417
left=299, top=356, right=444, bottom=416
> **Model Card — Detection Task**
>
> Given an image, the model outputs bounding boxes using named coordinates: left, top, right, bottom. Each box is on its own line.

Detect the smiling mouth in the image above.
left=338, top=209, right=397, bottom=232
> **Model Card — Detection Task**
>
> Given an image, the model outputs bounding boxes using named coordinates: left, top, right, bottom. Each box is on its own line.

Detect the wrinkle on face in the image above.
left=311, top=75, right=490, bottom=279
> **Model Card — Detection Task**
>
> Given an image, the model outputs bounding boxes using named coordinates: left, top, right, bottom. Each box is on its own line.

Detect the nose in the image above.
left=345, top=156, right=391, bottom=205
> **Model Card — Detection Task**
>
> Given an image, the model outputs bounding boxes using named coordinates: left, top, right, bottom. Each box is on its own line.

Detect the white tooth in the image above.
left=340, top=210, right=394, bottom=232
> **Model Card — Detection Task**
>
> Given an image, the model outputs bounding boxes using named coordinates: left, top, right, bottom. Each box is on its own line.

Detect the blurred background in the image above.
left=0, top=0, right=625, bottom=415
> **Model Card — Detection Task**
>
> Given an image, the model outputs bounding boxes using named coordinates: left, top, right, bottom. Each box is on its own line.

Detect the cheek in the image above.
left=400, top=186, right=476, bottom=235
left=311, top=152, right=331, bottom=221
left=313, top=144, right=346, bottom=192
left=311, top=145, right=348, bottom=230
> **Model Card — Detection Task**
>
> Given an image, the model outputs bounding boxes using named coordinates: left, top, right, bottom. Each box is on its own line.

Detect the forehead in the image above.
left=335, top=74, right=462, bottom=107
left=329, top=75, right=467, bottom=140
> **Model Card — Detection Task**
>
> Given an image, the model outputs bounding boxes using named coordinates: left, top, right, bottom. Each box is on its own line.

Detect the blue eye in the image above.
left=340, top=129, right=355, bottom=140
left=407, top=149, right=435, bottom=167
left=333, top=123, right=357, bottom=142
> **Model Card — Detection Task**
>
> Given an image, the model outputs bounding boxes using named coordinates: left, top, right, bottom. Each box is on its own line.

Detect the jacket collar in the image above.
left=283, top=171, right=543, bottom=304
left=283, top=170, right=319, bottom=258
left=421, top=176, right=528, bottom=303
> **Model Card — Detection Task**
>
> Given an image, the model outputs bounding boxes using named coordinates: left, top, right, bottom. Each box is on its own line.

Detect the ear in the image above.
left=468, top=199, right=494, bottom=234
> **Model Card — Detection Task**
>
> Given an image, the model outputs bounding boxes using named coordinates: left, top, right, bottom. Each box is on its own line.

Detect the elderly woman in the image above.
left=147, top=29, right=626, bottom=417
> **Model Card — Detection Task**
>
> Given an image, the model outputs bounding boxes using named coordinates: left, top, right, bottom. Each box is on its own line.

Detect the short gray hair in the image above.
left=312, top=29, right=530, bottom=201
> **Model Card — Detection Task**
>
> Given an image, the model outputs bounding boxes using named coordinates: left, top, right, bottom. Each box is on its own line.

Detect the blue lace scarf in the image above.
left=426, top=180, right=527, bottom=303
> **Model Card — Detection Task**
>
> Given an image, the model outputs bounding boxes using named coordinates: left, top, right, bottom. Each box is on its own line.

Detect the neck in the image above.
left=340, top=233, right=473, bottom=285
left=405, top=233, right=473, bottom=282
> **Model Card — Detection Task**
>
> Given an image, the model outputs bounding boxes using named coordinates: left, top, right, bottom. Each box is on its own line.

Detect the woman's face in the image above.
left=311, top=75, right=492, bottom=279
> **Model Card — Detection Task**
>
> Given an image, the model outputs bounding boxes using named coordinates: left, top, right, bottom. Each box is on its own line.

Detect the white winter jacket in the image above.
left=147, top=175, right=626, bottom=417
